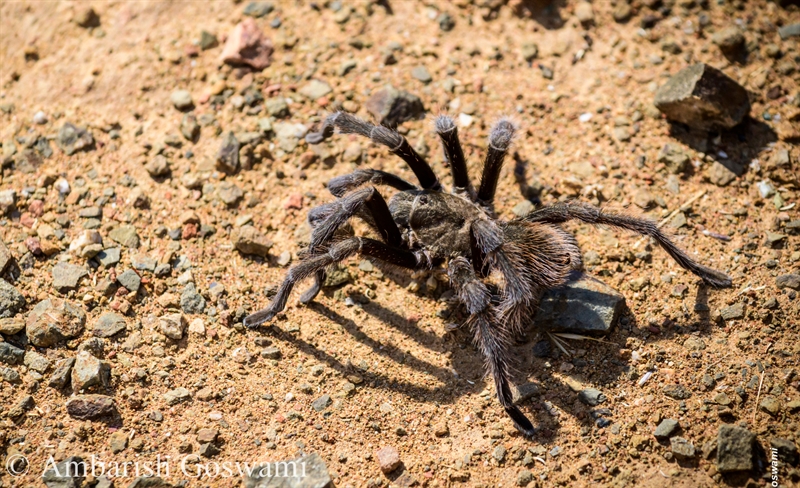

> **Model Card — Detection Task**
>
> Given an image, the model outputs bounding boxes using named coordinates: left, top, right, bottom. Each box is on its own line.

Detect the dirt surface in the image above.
left=1, top=1, right=799, bottom=487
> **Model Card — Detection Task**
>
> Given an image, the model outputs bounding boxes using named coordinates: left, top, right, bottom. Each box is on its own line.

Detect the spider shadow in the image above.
left=667, top=117, right=778, bottom=179
left=261, top=301, right=484, bottom=412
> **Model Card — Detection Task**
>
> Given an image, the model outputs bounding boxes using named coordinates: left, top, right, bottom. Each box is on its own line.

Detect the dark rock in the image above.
left=534, top=272, right=625, bottom=333
left=663, top=384, right=691, bottom=400
left=654, top=64, right=750, bottom=131
left=0, top=278, right=26, bottom=318
left=654, top=419, right=679, bottom=439
left=181, top=284, right=206, bottom=314
left=578, top=388, right=606, bottom=406
left=199, top=30, right=218, bottom=50
left=56, top=123, right=94, bottom=156
left=243, top=2, right=274, bottom=18
left=365, top=85, right=425, bottom=127
left=512, top=382, right=541, bottom=404
left=532, top=340, right=551, bottom=358
left=0, top=341, right=24, bottom=365
left=717, top=424, right=755, bottom=472
left=720, top=302, right=745, bottom=320
left=671, top=437, right=696, bottom=460
left=312, top=394, right=332, bottom=412
left=180, top=114, right=200, bottom=141
left=243, top=452, right=331, bottom=488
left=127, top=476, right=175, bottom=488
left=117, top=269, right=141, bottom=293
left=48, top=357, right=75, bottom=389
left=66, top=394, right=116, bottom=419
left=771, top=438, right=798, bottom=467
left=26, top=298, right=86, bottom=347
left=776, top=274, right=800, bottom=290
left=0, top=239, right=14, bottom=274
left=216, top=132, right=240, bottom=174
left=43, top=456, right=85, bottom=488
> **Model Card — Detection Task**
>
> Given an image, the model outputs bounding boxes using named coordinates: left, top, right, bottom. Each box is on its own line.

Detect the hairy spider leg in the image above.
left=244, top=238, right=420, bottom=328
left=434, top=115, right=473, bottom=197
left=477, top=118, right=516, bottom=205
left=448, top=256, right=536, bottom=437
left=306, top=112, right=441, bottom=191
left=327, top=169, right=417, bottom=198
left=522, top=202, right=732, bottom=287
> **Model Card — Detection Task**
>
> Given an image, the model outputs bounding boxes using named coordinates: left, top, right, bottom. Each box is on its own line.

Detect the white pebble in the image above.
left=54, top=178, right=70, bottom=194
left=33, top=111, right=48, bottom=125
left=579, top=112, right=593, bottom=123
left=458, top=113, right=473, bottom=127
left=717, top=151, right=728, bottom=159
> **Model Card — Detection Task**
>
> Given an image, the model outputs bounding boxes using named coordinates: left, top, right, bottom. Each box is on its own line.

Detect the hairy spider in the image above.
left=244, top=112, right=731, bottom=437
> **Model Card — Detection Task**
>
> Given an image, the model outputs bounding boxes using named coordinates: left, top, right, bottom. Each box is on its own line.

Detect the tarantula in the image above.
left=244, top=112, right=731, bottom=437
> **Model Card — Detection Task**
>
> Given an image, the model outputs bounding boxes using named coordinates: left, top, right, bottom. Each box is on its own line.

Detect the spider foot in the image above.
left=243, top=308, right=277, bottom=329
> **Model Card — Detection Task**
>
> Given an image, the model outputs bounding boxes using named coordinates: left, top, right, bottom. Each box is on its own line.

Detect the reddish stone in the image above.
left=265, top=84, right=281, bottom=94
left=25, top=237, right=43, bottom=256
left=220, top=18, right=273, bottom=71
left=317, top=96, right=329, bottom=107
left=182, top=223, right=199, bottom=240
left=376, top=446, right=401, bottom=474
left=20, top=213, right=35, bottom=228
left=28, top=199, right=44, bottom=217
left=283, top=193, right=303, bottom=210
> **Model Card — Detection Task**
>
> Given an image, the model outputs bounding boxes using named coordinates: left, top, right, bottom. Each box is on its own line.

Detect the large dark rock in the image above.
left=65, top=394, right=116, bottom=419
left=365, top=85, right=425, bottom=127
left=717, top=424, right=755, bottom=473
left=43, top=456, right=85, bottom=488
left=534, top=272, right=624, bottom=333
left=654, top=64, right=750, bottom=131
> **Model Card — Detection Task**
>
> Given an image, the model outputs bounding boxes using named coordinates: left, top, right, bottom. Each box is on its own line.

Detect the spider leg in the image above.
left=435, top=115, right=474, bottom=198
left=310, top=186, right=402, bottom=251
left=306, top=112, right=442, bottom=191
left=521, top=202, right=732, bottom=287
left=244, top=237, right=420, bottom=328
left=448, top=256, right=536, bottom=438
left=300, top=186, right=402, bottom=304
left=327, top=169, right=417, bottom=197
left=477, top=118, right=516, bottom=205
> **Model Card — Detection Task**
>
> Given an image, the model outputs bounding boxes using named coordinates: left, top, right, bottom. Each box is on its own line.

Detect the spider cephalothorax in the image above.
left=244, top=112, right=731, bottom=437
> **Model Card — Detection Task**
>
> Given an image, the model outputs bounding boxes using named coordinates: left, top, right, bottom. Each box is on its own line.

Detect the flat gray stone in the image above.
left=671, top=437, right=696, bottom=460
left=93, top=312, right=126, bottom=337
left=109, top=225, right=140, bottom=248
left=534, top=272, right=624, bottom=333
left=244, top=452, right=332, bottom=488
left=312, top=394, right=331, bottom=412
left=96, top=248, right=121, bottom=266
left=23, top=349, right=51, bottom=373
left=216, top=131, right=240, bottom=173
left=720, top=302, right=745, bottom=320
left=578, top=388, right=606, bottom=406
left=0, top=278, right=25, bottom=318
left=654, top=419, right=679, bottom=439
left=717, top=425, right=755, bottom=472
left=411, top=65, right=432, bottom=83
left=117, top=269, right=141, bottom=292
left=52, top=262, right=89, bottom=293
left=0, top=239, right=13, bottom=274
left=654, top=63, right=750, bottom=131
left=776, top=274, right=800, bottom=290
left=299, top=79, right=332, bottom=100
left=778, top=23, right=800, bottom=40
left=163, top=387, right=191, bottom=405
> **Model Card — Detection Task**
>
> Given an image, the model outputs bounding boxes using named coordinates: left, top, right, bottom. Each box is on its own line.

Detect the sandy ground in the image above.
left=0, top=1, right=798, bottom=487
